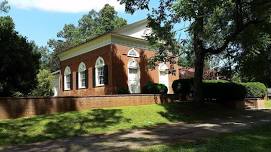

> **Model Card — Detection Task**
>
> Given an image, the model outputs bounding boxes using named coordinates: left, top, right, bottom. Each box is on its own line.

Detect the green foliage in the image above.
left=0, top=16, right=40, bottom=96
left=0, top=0, right=9, bottom=13
left=142, top=81, right=168, bottom=95
left=31, top=69, right=54, bottom=96
left=239, top=45, right=271, bottom=87
left=202, top=81, right=247, bottom=101
left=116, top=87, right=130, bottom=94
left=172, top=79, right=193, bottom=100
left=48, top=4, right=127, bottom=52
left=120, top=0, right=271, bottom=102
left=241, top=82, right=267, bottom=98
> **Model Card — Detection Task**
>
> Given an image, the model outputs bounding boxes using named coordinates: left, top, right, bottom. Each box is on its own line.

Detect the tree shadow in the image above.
left=157, top=102, right=248, bottom=123
left=0, top=108, right=130, bottom=146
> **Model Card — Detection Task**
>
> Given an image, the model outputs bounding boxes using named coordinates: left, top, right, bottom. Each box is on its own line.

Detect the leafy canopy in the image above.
left=48, top=4, right=127, bottom=52
left=0, top=16, right=40, bottom=96
left=0, top=0, right=9, bottom=13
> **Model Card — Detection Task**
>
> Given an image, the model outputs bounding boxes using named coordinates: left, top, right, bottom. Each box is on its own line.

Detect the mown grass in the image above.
left=0, top=102, right=239, bottom=146
left=265, top=100, right=271, bottom=108
left=136, top=123, right=271, bottom=152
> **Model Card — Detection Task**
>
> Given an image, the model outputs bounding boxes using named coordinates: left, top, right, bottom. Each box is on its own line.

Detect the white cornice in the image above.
left=58, top=33, right=152, bottom=61
left=58, top=34, right=112, bottom=61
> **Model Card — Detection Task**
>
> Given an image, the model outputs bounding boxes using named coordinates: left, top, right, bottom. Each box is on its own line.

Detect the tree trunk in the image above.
left=193, top=15, right=205, bottom=104
left=193, top=48, right=205, bottom=103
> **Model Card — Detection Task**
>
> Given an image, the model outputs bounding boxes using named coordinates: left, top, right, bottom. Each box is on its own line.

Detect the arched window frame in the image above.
left=95, top=57, right=105, bottom=86
left=78, top=62, right=87, bottom=89
left=158, top=63, right=169, bottom=89
left=64, top=66, right=71, bottom=90
left=127, top=48, right=139, bottom=58
left=128, top=58, right=141, bottom=93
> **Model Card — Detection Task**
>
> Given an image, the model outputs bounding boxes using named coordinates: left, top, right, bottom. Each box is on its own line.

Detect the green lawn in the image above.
left=136, top=123, right=271, bottom=152
left=0, top=103, right=239, bottom=146
left=265, top=100, right=271, bottom=108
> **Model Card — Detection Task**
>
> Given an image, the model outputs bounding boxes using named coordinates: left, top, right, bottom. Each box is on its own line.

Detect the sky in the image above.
left=2, top=0, right=160, bottom=47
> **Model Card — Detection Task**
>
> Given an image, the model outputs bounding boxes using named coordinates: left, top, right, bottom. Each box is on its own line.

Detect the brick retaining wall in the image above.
left=0, top=94, right=177, bottom=120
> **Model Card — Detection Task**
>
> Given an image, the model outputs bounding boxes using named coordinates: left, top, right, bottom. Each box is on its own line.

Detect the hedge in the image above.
left=241, top=82, right=267, bottom=98
left=142, top=81, right=168, bottom=95
left=172, top=79, right=267, bottom=100
left=202, top=80, right=246, bottom=101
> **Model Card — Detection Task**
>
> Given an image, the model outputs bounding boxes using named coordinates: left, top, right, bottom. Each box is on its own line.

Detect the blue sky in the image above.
left=2, top=0, right=160, bottom=47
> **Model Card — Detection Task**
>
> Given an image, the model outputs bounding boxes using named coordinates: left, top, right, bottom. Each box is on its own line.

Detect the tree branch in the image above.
left=206, top=19, right=264, bottom=54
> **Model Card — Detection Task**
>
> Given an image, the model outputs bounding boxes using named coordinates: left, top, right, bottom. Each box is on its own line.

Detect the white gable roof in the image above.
left=113, top=19, right=151, bottom=39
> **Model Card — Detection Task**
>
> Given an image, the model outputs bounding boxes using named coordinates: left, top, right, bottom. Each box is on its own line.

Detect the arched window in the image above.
left=128, top=59, right=140, bottom=93
left=159, top=63, right=169, bottom=90
left=95, top=57, right=105, bottom=86
left=127, top=48, right=139, bottom=58
left=78, top=62, right=87, bottom=89
left=64, top=66, right=71, bottom=90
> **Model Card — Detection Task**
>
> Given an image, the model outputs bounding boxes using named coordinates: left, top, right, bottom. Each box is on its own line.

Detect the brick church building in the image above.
left=54, top=19, right=179, bottom=96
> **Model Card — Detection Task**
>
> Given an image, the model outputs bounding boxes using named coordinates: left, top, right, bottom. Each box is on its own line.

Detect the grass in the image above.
left=0, top=102, right=240, bottom=146
left=265, top=100, right=271, bottom=108
left=136, top=123, right=271, bottom=152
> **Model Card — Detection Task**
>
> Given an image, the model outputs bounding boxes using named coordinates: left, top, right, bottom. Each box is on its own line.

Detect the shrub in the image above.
left=31, top=69, right=53, bottom=96
left=202, top=81, right=247, bottom=101
left=241, top=82, right=267, bottom=98
left=172, top=79, right=193, bottom=100
left=142, top=81, right=168, bottom=95
left=116, top=87, right=130, bottom=94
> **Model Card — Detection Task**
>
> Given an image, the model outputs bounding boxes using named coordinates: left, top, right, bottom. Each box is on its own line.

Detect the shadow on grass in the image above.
left=135, top=124, right=271, bottom=152
left=158, top=102, right=243, bottom=123
left=1, top=103, right=271, bottom=152
left=0, top=109, right=130, bottom=146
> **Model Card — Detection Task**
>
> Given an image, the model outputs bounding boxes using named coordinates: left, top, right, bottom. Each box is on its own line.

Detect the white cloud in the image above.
left=9, top=0, right=124, bottom=13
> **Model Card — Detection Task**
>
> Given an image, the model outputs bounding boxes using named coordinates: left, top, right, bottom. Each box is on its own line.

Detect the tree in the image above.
left=31, top=69, right=54, bottom=96
left=239, top=45, right=271, bottom=87
left=119, top=0, right=271, bottom=102
left=0, top=16, right=40, bottom=96
left=0, top=0, right=9, bottom=13
left=48, top=4, right=127, bottom=52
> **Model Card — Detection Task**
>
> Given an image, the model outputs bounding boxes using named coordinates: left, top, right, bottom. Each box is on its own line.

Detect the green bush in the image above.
left=241, top=82, right=267, bottom=98
left=202, top=81, right=247, bottom=101
left=172, top=79, right=193, bottom=100
left=116, top=87, right=130, bottom=94
left=142, top=81, right=168, bottom=95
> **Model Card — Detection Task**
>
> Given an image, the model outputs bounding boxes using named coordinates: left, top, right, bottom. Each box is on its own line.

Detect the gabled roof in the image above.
left=112, top=19, right=148, bottom=34
left=58, top=19, right=149, bottom=55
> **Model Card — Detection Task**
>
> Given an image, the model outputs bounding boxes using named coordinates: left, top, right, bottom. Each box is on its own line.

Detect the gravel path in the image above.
left=1, top=109, right=271, bottom=152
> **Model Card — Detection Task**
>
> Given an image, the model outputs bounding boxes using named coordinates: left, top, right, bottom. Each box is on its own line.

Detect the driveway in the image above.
left=1, top=109, right=271, bottom=152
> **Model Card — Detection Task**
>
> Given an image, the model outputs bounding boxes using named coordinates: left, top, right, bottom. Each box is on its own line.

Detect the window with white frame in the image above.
left=127, top=48, right=139, bottom=58
left=128, top=59, right=141, bottom=93
left=78, top=62, right=87, bottom=88
left=95, top=57, right=105, bottom=86
left=159, top=63, right=169, bottom=90
left=64, top=66, right=71, bottom=90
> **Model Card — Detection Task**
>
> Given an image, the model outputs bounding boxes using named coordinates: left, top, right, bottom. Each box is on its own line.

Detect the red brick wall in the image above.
left=0, top=95, right=170, bottom=119
left=59, top=44, right=179, bottom=96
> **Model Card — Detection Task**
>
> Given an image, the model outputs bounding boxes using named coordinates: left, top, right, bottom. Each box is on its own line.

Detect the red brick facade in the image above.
left=59, top=44, right=179, bottom=96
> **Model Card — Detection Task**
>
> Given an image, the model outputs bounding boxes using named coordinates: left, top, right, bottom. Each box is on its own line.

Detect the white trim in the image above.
left=128, top=59, right=141, bottom=93
left=58, top=34, right=112, bottom=61
left=158, top=63, right=169, bottom=90
left=64, top=66, right=71, bottom=91
left=58, top=34, right=151, bottom=62
left=95, top=57, right=105, bottom=87
left=127, top=48, right=140, bottom=58
left=78, top=62, right=87, bottom=89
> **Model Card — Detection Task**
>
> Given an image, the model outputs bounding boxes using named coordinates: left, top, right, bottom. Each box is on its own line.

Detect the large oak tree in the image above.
left=119, top=0, right=271, bottom=102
